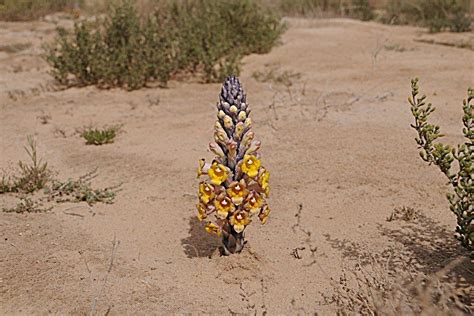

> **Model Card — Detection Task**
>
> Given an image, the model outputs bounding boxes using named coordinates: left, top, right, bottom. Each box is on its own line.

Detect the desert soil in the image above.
left=0, top=17, right=473, bottom=314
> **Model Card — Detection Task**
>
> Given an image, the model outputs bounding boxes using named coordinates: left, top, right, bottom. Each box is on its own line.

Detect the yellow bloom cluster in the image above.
left=196, top=76, right=270, bottom=253
left=197, top=155, right=270, bottom=234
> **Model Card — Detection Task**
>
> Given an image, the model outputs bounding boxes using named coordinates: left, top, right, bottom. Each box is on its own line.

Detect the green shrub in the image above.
left=383, top=0, right=471, bottom=32
left=45, top=1, right=166, bottom=89
left=408, top=79, right=473, bottom=257
left=44, top=0, right=285, bottom=89
left=0, top=0, right=81, bottom=21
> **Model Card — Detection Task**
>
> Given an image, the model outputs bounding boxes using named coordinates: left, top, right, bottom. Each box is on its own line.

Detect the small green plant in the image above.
left=0, top=136, right=52, bottom=194
left=2, top=196, right=52, bottom=213
left=408, top=78, right=473, bottom=256
left=383, top=0, right=471, bottom=33
left=80, top=126, right=120, bottom=145
left=197, top=76, right=271, bottom=255
left=45, top=0, right=285, bottom=89
left=46, top=169, right=120, bottom=206
left=0, top=0, right=81, bottom=21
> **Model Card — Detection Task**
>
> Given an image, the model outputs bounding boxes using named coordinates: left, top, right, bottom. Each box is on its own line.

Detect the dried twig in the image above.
left=90, top=234, right=120, bottom=316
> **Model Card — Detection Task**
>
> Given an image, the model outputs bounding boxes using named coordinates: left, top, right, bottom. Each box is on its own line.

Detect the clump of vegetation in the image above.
left=44, top=0, right=285, bottom=90
left=0, top=136, right=52, bottom=194
left=386, top=206, right=420, bottom=222
left=0, top=0, right=81, bottom=21
left=278, top=0, right=374, bottom=21
left=383, top=0, right=472, bottom=33
left=2, top=196, right=52, bottom=213
left=80, top=126, right=120, bottom=145
left=197, top=76, right=271, bottom=255
left=408, top=78, right=473, bottom=256
left=46, top=169, right=120, bottom=206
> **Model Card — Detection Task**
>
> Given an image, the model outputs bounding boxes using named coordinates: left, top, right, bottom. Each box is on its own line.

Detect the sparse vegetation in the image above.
left=0, top=136, right=52, bottom=194
left=80, top=126, right=120, bottom=145
left=384, top=43, right=410, bottom=52
left=252, top=67, right=301, bottom=87
left=46, top=169, right=120, bottom=205
left=387, top=206, right=420, bottom=222
left=408, top=79, right=473, bottom=256
left=278, top=0, right=374, bottom=20
left=0, top=42, right=32, bottom=54
left=1, top=137, right=120, bottom=208
left=383, top=0, right=472, bottom=32
left=37, top=114, right=51, bottom=124
left=44, top=0, right=285, bottom=89
left=324, top=257, right=468, bottom=315
left=2, top=196, right=52, bottom=213
left=0, top=0, right=81, bottom=21
left=414, top=38, right=474, bottom=51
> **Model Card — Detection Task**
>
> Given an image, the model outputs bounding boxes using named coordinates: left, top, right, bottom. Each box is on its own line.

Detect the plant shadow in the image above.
left=181, top=216, right=219, bottom=258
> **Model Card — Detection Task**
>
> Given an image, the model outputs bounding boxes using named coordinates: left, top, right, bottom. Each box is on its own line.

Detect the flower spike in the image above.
left=196, top=76, right=271, bottom=255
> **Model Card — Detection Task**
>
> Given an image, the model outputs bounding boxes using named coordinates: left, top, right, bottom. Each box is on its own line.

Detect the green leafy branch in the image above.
left=409, top=78, right=473, bottom=254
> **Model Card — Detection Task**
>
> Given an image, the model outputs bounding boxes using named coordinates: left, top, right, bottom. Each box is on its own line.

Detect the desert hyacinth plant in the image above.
left=409, top=78, right=473, bottom=257
left=197, top=76, right=270, bottom=255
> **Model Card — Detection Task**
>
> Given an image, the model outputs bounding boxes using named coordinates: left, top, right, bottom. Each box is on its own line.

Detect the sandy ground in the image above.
left=0, top=17, right=473, bottom=314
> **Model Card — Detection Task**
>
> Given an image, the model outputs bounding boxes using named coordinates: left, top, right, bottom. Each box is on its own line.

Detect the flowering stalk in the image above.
left=197, top=76, right=270, bottom=255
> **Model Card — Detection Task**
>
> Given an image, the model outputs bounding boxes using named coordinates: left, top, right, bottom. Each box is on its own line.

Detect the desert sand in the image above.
left=1, top=17, right=473, bottom=314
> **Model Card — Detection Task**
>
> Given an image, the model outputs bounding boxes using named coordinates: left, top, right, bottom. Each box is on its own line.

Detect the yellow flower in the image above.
left=196, top=203, right=208, bottom=221
left=241, top=155, right=261, bottom=178
left=244, top=192, right=263, bottom=214
left=199, top=182, right=215, bottom=204
left=226, top=180, right=249, bottom=205
left=258, top=205, right=271, bottom=224
left=214, top=194, right=235, bottom=219
left=258, top=168, right=270, bottom=197
left=205, top=222, right=221, bottom=236
left=230, top=211, right=251, bottom=233
left=208, top=161, right=228, bottom=185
